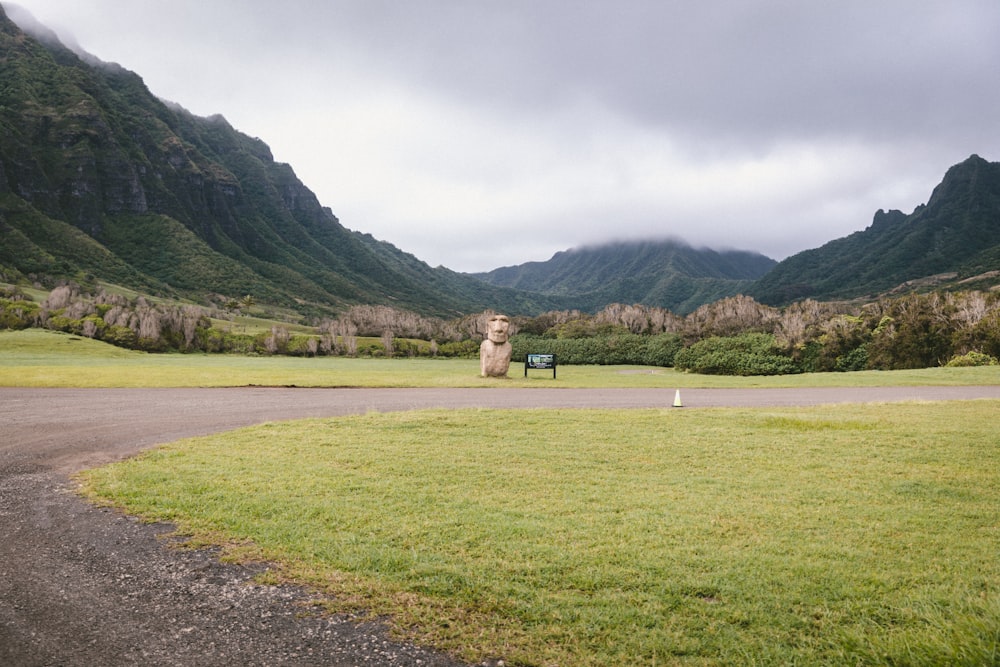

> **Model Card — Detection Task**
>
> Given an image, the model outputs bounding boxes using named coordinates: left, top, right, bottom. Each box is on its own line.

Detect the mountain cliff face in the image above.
left=471, top=240, right=777, bottom=315
left=0, top=6, right=554, bottom=318
left=3, top=7, right=996, bottom=320
left=749, top=155, right=1000, bottom=304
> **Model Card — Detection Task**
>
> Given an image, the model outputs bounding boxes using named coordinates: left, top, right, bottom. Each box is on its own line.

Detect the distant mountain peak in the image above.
left=926, top=153, right=989, bottom=208
left=471, top=238, right=776, bottom=314
left=750, top=154, right=1000, bottom=304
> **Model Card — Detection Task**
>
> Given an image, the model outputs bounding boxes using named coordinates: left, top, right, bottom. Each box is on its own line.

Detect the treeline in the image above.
left=3, top=285, right=999, bottom=374
left=514, top=294, right=1000, bottom=373
left=0, top=285, right=512, bottom=358
left=683, top=292, right=1000, bottom=373
left=2, top=284, right=213, bottom=352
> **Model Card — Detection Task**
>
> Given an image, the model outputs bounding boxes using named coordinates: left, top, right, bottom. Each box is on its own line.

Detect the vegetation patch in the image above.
left=5, top=284, right=1000, bottom=375
left=674, top=332, right=799, bottom=375
left=5, top=328, right=1000, bottom=388
left=79, top=402, right=1000, bottom=666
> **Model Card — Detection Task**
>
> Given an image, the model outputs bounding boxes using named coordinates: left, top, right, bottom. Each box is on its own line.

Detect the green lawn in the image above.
left=7, top=327, right=1000, bottom=664
left=3, top=328, right=999, bottom=388
left=79, top=402, right=1000, bottom=666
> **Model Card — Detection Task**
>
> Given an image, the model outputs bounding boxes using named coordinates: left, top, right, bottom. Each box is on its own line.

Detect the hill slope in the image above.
left=471, top=240, right=777, bottom=314
left=0, top=7, right=554, bottom=318
left=7, top=8, right=995, bottom=321
left=749, top=154, right=1000, bottom=304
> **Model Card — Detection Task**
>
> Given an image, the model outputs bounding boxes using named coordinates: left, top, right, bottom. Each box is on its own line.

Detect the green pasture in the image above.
left=3, top=328, right=1000, bottom=388
left=7, top=327, right=999, bottom=663
left=80, top=402, right=1000, bottom=666
left=206, top=314, right=317, bottom=336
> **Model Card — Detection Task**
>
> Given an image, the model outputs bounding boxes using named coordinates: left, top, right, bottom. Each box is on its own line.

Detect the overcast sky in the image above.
left=8, top=1, right=1000, bottom=272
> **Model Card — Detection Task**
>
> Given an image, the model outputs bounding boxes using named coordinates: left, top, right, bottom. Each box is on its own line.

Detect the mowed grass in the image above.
left=3, top=328, right=1000, bottom=388
left=79, top=402, right=1000, bottom=666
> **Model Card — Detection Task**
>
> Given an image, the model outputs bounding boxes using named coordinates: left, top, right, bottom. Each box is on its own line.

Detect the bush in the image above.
left=203, top=329, right=256, bottom=354
left=0, top=299, right=39, bottom=329
left=640, top=333, right=683, bottom=366
left=509, top=332, right=683, bottom=367
left=945, top=350, right=999, bottom=367
left=103, top=324, right=137, bottom=348
left=46, top=314, right=83, bottom=335
left=674, top=333, right=800, bottom=376
left=435, top=339, right=479, bottom=358
left=285, top=335, right=320, bottom=357
left=835, top=344, right=869, bottom=372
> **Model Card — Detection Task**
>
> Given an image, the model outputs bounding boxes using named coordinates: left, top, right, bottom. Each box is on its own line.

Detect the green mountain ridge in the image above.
left=0, top=6, right=554, bottom=318
left=2, top=6, right=998, bottom=322
left=470, top=240, right=777, bottom=315
left=749, top=154, right=1000, bottom=304
left=473, top=155, right=1000, bottom=312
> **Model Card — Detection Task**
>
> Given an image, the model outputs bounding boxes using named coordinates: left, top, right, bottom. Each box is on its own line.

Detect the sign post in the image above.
left=525, top=353, right=556, bottom=379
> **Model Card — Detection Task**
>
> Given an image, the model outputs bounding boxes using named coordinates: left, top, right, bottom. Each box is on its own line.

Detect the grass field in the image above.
left=79, top=403, right=1000, bottom=666
left=3, top=328, right=1000, bottom=388
left=6, top=327, right=999, bottom=664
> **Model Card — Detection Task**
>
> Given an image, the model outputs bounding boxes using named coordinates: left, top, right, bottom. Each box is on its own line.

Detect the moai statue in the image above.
left=479, top=313, right=512, bottom=377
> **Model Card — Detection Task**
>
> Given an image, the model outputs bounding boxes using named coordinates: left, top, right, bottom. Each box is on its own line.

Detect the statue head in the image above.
left=486, top=314, right=510, bottom=344
left=480, top=313, right=513, bottom=377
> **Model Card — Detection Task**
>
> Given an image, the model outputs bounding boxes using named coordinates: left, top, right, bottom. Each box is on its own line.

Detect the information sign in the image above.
left=525, top=353, right=556, bottom=378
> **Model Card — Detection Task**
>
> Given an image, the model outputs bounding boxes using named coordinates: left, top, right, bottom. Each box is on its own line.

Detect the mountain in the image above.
left=5, top=8, right=996, bottom=323
left=469, top=240, right=777, bottom=314
left=0, top=6, right=556, bottom=318
left=749, top=154, right=1000, bottom=304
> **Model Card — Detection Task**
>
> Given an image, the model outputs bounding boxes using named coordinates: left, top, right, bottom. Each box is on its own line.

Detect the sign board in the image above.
left=525, top=353, right=556, bottom=378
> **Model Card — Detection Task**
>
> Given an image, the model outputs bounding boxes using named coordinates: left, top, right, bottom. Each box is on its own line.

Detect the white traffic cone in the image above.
left=673, top=389, right=683, bottom=408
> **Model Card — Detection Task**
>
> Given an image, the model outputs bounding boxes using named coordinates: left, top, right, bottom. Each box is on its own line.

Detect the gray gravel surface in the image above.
left=2, top=385, right=999, bottom=666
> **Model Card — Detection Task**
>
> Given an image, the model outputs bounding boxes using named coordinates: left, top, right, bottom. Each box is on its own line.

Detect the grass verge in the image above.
left=78, top=401, right=1000, bottom=666
left=3, top=328, right=1000, bottom=388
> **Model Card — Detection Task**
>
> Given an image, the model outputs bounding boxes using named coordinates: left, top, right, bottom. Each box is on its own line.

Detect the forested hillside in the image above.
left=3, top=6, right=999, bottom=328
left=749, top=154, right=1000, bottom=304
left=0, top=6, right=555, bottom=319
left=471, top=240, right=776, bottom=315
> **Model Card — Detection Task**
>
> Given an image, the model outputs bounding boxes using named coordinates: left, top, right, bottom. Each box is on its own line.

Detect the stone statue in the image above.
left=479, top=313, right=512, bottom=377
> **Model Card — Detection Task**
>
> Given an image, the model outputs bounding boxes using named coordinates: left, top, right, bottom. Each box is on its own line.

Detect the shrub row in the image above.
left=4, top=285, right=1000, bottom=374
left=674, top=333, right=801, bottom=376
left=510, top=333, right=682, bottom=367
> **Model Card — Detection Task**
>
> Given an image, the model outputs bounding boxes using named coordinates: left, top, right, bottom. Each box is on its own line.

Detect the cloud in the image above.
left=8, top=0, right=1000, bottom=271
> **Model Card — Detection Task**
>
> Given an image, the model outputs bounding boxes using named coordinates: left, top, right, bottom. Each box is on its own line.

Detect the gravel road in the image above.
left=2, top=385, right=998, bottom=666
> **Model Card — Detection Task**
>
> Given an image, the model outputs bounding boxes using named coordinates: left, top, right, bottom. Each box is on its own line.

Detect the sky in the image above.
left=6, top=1, right=1000, bottom=273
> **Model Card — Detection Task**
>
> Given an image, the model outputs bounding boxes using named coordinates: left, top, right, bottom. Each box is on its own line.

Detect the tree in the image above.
left=683, top=295, right=779, bottom=342
left=264, top=326, right=289, bottom=354
left=381, top=329, right=395, bottom=358
left=867, top=294, right=954, bottom=369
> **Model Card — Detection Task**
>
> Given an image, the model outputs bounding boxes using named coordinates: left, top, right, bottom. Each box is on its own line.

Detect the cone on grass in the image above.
left=673, top=389, right=683, bottom=408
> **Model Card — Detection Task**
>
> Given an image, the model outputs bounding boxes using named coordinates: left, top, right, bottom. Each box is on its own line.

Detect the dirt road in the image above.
left=2, top=386, right=998, bottom=666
